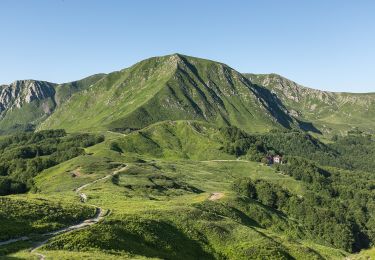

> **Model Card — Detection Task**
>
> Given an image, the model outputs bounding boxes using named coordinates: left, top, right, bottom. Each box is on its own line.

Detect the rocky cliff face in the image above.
left=0, top=80, right=56, bottom=113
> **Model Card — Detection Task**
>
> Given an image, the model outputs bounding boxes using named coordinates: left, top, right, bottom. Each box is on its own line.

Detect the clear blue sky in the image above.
left=1, top=0, right=374, bottom=92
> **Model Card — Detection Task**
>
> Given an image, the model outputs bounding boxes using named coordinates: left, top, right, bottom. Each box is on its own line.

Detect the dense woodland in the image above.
left=0, top=130, right=104, bottom=195
left=220, top=127, right=375, bottom=171
left=223, top=126, right=375, bottom=252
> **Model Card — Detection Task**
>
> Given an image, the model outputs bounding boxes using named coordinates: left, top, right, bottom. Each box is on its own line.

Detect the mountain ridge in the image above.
left=1, top=54, right=374, bottom=136
left=245, top=73, right=375, bottom=135
left=247, top=73, right=375, bottom=94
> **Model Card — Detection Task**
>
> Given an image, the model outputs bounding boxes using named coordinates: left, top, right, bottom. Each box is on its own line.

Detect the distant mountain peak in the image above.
left=0, top=80, right=56, bottom=111
left=0, top=75, right=105, bottom=133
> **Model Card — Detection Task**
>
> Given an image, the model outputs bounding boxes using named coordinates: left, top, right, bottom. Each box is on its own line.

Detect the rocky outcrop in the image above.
left=0, top=74, right=106, bottom=133
left=245, top=73, right=337, bottom=105
left=0, top=80, right=56, bottom=113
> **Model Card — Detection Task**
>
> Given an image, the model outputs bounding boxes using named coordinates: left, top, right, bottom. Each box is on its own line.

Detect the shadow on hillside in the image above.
left=0, top=240, right=33, bottom=259
left=194, top=200, right=262, bottom=228
left=297, top=119, right=322, bottom=134
left=248, top=81, right=323, bottom=134
left=122, top=221, right=214, bottom=259
left=60, top=219, right=216, bottom=260
left=248, top=82, right=295, bottom=128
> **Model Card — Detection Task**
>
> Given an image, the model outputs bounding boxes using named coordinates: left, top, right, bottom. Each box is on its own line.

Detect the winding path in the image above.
left=200, top=159, right=250, bottom=163
left=0, top=165, right=128, bottom=260
left=31, top=165, right=128, bottom=259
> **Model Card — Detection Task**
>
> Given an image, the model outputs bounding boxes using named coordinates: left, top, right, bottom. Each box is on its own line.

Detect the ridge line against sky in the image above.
left=1, top=0, right=374, bottom=92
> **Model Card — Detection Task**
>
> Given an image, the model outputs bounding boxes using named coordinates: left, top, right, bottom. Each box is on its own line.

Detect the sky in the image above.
left=1, top=0, right=374, bottom=92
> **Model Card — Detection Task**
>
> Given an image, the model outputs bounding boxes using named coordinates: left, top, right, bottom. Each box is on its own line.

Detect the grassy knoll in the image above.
left=0, top=196, right=96, bottom=241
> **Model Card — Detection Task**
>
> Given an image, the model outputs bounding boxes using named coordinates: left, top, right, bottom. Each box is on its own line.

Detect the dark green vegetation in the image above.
left=221, top=126, right=375, bottom=252
left=0, top=54, right=374, bottom=259
left=0, top=129, right=104, bottom=195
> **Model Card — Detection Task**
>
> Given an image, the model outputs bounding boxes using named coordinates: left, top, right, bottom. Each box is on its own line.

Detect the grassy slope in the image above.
left=116, top=120, right=233, bottom=160
left=2, top=121, right=347, bottom=259
left=0, top=98, right=55, bottom=131
left=246, top=73, right=375, bottom=136
left=40, top=54, right=298, bottom=134
left=39, top=56, right=179, bottom=132
left=0, top=196, right=96, bottom=241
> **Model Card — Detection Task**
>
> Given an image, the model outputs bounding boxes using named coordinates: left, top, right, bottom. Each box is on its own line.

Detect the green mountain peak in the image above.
left=40, top=54, right=299, bottom=133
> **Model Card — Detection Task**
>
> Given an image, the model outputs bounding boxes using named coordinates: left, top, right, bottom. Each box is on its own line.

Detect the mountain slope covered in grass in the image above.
left=245, top=73, right=375, bottom=136
left=1, top=54, right=375, bottom=137
left=114, top=120, right=233, bottom=160
left=40, top=54, right=301, bottom=133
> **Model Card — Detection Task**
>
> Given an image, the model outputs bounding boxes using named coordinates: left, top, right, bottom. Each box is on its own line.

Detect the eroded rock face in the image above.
left=0, top=80, right=56, bottom=112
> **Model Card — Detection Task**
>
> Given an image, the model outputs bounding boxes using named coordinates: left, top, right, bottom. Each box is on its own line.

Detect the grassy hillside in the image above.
left=28, top=148, right=346, bottom=259
left=40, top=54, right=300, bottom=133
left=245, top=73, right=375, bottom=136
left=114, top=120, right=233, bottom=160
left=3, top=121, right=375, bottom=259
left=0, top=196, right=96, bottom=241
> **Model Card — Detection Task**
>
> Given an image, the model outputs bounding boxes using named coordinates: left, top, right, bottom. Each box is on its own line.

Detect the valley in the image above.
left=0, top=55, right=374, bottom=259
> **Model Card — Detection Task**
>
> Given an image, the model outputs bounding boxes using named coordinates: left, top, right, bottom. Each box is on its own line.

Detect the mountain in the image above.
left=1, top=54, right=375, bottom=259
left=40, top=54, right=301, bottom=133
left=2, top=54, right=374, bottom=136
left=245, top=73, right=375, bottom=136
left=0, top=74, right=105, bottom=133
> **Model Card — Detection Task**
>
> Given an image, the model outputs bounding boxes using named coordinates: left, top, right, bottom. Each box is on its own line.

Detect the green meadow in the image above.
left=4, top=121, right=373, bottom=259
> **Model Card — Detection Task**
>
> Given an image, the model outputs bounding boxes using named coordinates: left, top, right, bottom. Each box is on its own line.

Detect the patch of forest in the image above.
left=0, top=130, right=104, bottom=195
left=222, top=126, right=375, bottom=252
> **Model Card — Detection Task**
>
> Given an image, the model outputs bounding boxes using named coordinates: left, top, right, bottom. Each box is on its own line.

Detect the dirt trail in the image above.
left=208, top=192, right=224, bottom=201
left=200, top=159, right=250, bottom=163
left=30, top=165, right=128, bottom=259
left=75, top=166, right=127, bottom=193
left=0, top=165, right=128, bottom=260
left=0, top=236, right=29, bottom=246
